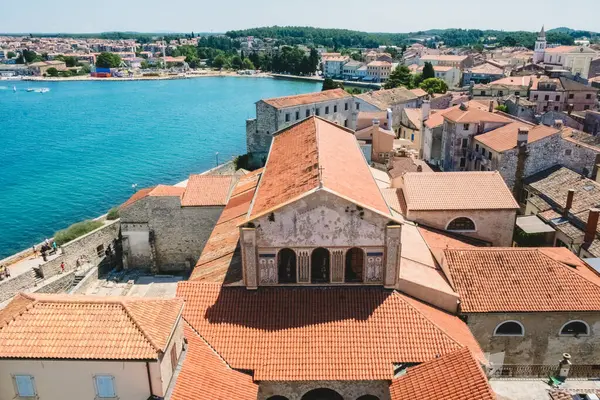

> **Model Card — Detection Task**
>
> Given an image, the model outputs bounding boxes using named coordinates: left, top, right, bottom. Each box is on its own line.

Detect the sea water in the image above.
left=0, top=77, right=321, bottom=258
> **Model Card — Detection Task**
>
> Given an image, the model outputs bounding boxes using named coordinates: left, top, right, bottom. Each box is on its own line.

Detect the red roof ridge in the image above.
left=536, top=248, right=600, bottom=289
left=184, top=320, right=233, bottom=369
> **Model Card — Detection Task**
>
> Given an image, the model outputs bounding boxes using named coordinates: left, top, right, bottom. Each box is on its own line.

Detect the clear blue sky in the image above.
left=1, top=0, right=598, bottom=33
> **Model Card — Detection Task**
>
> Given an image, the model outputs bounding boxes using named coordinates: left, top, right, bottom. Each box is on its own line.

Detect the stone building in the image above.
left=354, top=119, right=396, bottom=164
left=353, top=87, right=426, bottom=132
left=120, top=174, right=236, bottom=272
left=397, top=171, right=519, bottom=246
left=472, top=75, right=537, bottom=98
left=245, top=89, right=353, bottom=160
left=530, top=76, right=598, bottom=113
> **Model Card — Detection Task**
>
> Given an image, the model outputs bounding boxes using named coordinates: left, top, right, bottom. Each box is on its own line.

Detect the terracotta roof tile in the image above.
left=121, top=187, right=154, bottom=209
left=0, top=294, right=183, bottom=359
left=443, top=107, right=512, bottom=124
left=420, top=55, right=468, bottom=62
left=424, top=101, right=490, bottom=129
left=356, top=87, right=418, bottom=110
left=170, top=324, right=258, bottom=400
left=445, top=248, right=600, bottom=312
left=249, top=117, right=390, bottom=219
left=149, top=185, right=186, bottom=197
left=402, top=172, right=519, bottom=211
left=475, top=122, right=560, bottom=153
left=390, top=348, right=494, bottom=400
left=177, top=283, right=483, bottom=381
left=262, top=88, right=351, bottom=109
left=488, top=75, right=539, bottom=87
left=181, top=175, right=234, bottom=207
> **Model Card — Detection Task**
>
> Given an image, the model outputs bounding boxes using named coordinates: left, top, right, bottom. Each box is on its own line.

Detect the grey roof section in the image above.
left=516, top=215, right=555, bottom=234
left=560, top=77, right=598, bottom=92
left=355, top=87, right=419, bottom=110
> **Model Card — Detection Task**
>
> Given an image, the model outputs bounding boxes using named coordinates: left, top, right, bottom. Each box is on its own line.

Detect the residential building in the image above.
left=419, top=54, right=474, bottom=69
left=472, top=75, right=538, bottom=98
left=366, top=60, right=392, bottom=82
left=355, top=119, right=396, bottom=164
left=27, top=60, right=67, bottom=76
left=398, top=102, right=430, bottom=156
left=120, top=174, right=238, bottom=272
left=341, top=60, right=364, bottom=79
left=530, top=76, right=598, bottom=113
left=584, top=110, right=600, bottom=135
left=0, top=294, right=184, bottom=400
left=397, top=171, right=519, bottom=246
left=504, top=94, right=537, bottom=123
left=543, top=45, right=597, bottom=79
left=323, top=56, right=349, bottom=78
left=353, top=87, right=425, bottom=132
left=463, top=62, right=505, bottom=85
left=245, top=89, right=354, bottom=159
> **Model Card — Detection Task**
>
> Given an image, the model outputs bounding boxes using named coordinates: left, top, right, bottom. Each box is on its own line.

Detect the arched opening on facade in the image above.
left=301, top=388, right=344, bottom=400
left=447, top=217, right=476, bottom=232
left=357, top=396, right=380, bottom=400
left=278, top=248, right=297, bottom=284
left=560, top=320, right=590, bottom=336
left=311, top=248, right=330, bottom=283
left=266, top=396, right=289, bottom=400
left=494, top=321, right=524, bottom=336
left=345, top=247, right=364, bottom=283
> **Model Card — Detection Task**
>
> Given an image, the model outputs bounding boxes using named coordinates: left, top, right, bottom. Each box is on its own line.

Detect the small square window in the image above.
left=96, top=244, right=105, bottom=258
left=544, top=95, right=550, bottom=101
left=463, top=124, right=470, bottom=131
left=534, top=95, right=539, bottom=100
left=555, top=95, right=560, bottom=101
left=585, top=105, right=590, bottom=110
left=586, top=94, right=593, bottom=99
left=554, top=106, right=559, bottom=111
left=95, top=375, right=116, bottom=398
left=306, top=109, right=310, bottom=118
left=565, top=149, right=572, bottom=156
left=14, top=375, right=36, bottom=398
left=515, top=92, right=520, bottom=96
left=285, top=113, right=290, bottom=122
left=569, top=93, right=574, bottom=99
left=356, top=103, right=360, bottom=110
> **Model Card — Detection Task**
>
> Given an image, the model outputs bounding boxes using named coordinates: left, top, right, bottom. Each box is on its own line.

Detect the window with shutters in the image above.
left=14, top=375, right=36, bottom=398
left=95, top=375, right=116, bottom=399
left=171, top=344, right=178, bottom=371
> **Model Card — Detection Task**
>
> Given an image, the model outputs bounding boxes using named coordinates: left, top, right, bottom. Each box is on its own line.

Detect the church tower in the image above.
left=534, top=25, right=546, bottom=64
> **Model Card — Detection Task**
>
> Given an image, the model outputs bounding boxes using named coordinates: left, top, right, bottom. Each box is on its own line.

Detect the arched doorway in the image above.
left=278, top=248, right=297, bottom=283
left=345, top=247, right=364, bottom=283
left=301, top=388, right=343, bottom=400
left=311, top=248, right=330, bottom=283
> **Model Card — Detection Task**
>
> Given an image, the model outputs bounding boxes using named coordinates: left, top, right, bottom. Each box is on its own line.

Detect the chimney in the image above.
left=489, top=100, right=494, bottom=113
left=563, top=189, right=575, bottom=217
left=568, top=104, right=574, bottom=115
left=421, top=100, right=431, bottom=123
left=459, top=102, right=469, bottom=111
left=584, top=208, right=600, bottom=245
left=554, top=119, right=564, bottom=129
left=515, top=95, right=520, bottom=105
left=517, top=127, right=529, bottom=147
left=386, top=108, right=393, bottom=131
left=558, top=353, right=572, bottom=379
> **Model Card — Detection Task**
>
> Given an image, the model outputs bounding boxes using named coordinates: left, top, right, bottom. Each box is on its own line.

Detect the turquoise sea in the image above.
left=0, top=77, right=321, bottom=259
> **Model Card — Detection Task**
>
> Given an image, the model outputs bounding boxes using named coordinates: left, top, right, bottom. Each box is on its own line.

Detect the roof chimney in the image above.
left=459, top=102, right=469, bottom=111
left=563, top=189, right=575, bottom=217
left=489, top=100, right=494, bottom=113
left=372, top=119, right=380, bottom=127
left=421, top=100, right=431, bottom=123
left=568, top=104, right=574, bottom=115
left=584, top=208, right=600, bottom=245
left=515, top=95, right=520, bottom=105
left=554, top=119, right=564, bottom=129
left=517, top=127, right=529, bottom=147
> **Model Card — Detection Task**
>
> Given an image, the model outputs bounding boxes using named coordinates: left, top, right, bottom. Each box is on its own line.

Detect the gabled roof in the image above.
left=170, top=323, right=258, bottom=400
left=355, top=87, right=419, bottom=110
left=488, top=75, right=538, bottom=87
left=248, top=117, right=390, bottom=220
left=444, top=247, right=600, bottom=312
left=177, top=283, right=484, bottom=381
left=402, top=172, right=519, bottom=211
left=121, top=185, right=185, bottom=209
left=559, top=76, right=598, bottom=92
left=443, top=107, right=512, bottom=124
left=181, top=175, right=234, bottom=207
left=261, top=88, right=351, bottom=109
left=420, top=55, right=468, bottom=62
left=390, top=348, right=494, bottom=400
left=0, top=294, right=183, bottom=360
left=424, top=101, right=491, bottom=129
left=475, top=121, right=560, bottom=153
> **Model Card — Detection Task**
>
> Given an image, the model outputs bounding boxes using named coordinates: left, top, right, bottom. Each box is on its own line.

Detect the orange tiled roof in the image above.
left=170, top=324, right=258, bottom=400
left=409, top=88, right=428, bottom=97
left=475, top=122, right=560, bottom=153
left=445, top=248, right=600, bottom=312
left=121, top=185, right=185, bottom=208
left=249, top=117, right=390, bottom=219
left=190, top=170, right=262, bottom=284
left=177, top=283, right=484, bottom=381
left=443, top=107, right=512, bottom=124
left=402, top=172, right=519, bottom=211
left=424, top=101, right=490, bottom=129
left=181, top=175, right=234, bottom=207
left=488, top=75, right=538, bottom=87
left=121, top=187, right=154, bottom=208
left=0, top=294, right=183, bottom=359
left=261, top=88, right=351, bottom=109
left=390, top=348, right=494, bottom=400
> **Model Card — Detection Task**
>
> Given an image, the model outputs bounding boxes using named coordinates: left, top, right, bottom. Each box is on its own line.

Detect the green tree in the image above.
left=55, top=55, right=78, bottom=67
left=17, top=49, right=41, bottom=64
left=412, top=73, right=425, bottom=88
left=419, top=78, right=448, bottom=94
left=495, top=104, right=509, bottom=113
left=384, top=65, right=413, bottom=89
left=322, top=78, right=343, bottom=91
left=473, top=43, right=484, bottom=53
left=46, top=67, right=59, bottom=77
left=95, top=52, right=122, bottom=68
left=7, top=51, right=16, bottom=59
left=231, top=55, right=243, bottom=69
left=212, top=54, right=227, bottom=69
left=242, top=58, right=255, bottom=70
left=422, top=62, right=435, bottom=80
left=140, top=60, right=150, bottom=69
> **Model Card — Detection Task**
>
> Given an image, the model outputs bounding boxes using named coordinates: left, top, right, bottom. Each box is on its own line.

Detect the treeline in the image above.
left=247, top=47, right=319, bottom=75
left=438, top=29, right=593, bottom=48
left=226, top=26, right=408, bottom=48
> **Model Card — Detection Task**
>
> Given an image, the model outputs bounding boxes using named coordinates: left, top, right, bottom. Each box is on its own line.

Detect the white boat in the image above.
left=26, top=88, right=34, bottom=92
left=13, top=86, right=16, bottom=92
left=36, top=88, right=50, bottom=93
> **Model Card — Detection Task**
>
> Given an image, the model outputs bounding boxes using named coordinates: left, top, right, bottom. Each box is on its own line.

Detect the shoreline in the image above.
left=22, top=71, right=273, bottom=82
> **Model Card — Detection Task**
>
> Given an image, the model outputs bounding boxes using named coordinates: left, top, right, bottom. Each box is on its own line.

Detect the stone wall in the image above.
left=70, top=266, right=99, bottom=294
left=247, top=101, right=279, bottom=155
left=258, top=380, right=390, bottom=400
left=466, top=312, right=600, bottom=365
left=560, top=138, right=600, bottom=178
left=33, top=270, right=75, bottom=294
left=406, top=209, right=516, bottom=247
left=0, top=269, right=37, bottom=303
left=584, top=111, right=600, bottom=135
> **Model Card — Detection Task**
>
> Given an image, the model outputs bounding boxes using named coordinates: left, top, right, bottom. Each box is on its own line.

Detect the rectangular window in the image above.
left=285, top=113, right=290, bottom=122
left=171, top=345, right=178, bottom=372
left=585, top=105, right=590, bottom=110
left=463, top=124, right=470, bottom=131
left=95, top=375, right=116, bottom=398
left=544, top=95, right=550, bottom=101
left=482, top=148, right=486, bottom=157
left=325, top=106, right=329, bottom=115
left=96, top=244, right=105, bottom=258
left=356, top=103, right=360, bottom=110
left=460, top=158, right=466, bottom=167
left=334, top=105, right=338, bottom=113
left=569, top=93, right=574, bottom=99
left=14, top=375, right=36, bottom=397
left=498, top=91, right=504, bottom=96
left=461, top=138, right=468, bottom=148
left=543, top=106, right=548, bottom=112
left=515, top=91, right=520, bottom=96
left=475, top=144, right=479, bottom=152
left=555, top=95, right=560, bottom=101
left=534, top=94, right=539, bottom=100
left=306, top=109, right=310, bottom=118
left=411, top=133, right=415, bottom=141
left=316, top=108, right=320, bottom=116
left=587, top=94, right=593, bottom=99
left=344, top=119, right=348, bottom=127
left=345, top=102, right=348, bottom=111
left=488, top=152, right=492, bottom=160
left=481, top=91, right=486, bottom=96
left=295, top=111, right=300, bottom=120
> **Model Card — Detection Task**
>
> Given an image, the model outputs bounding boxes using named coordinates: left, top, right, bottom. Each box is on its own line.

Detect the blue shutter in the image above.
left=15, top=375, right=35, bottom=397
left=96, top=375, right=116, bottom=398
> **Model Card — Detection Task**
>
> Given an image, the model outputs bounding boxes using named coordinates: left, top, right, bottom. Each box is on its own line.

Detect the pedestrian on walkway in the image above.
left=41, top=249, right=47, bottom=262
left=60, top=262, right=65, bottom=273
left=4, top=265, right=10, bottom=278
left=44, top=238, right=50, bottom=247
left=52, top=240, right=57, bottom=254
left=32, top=245, right=38, bottom=257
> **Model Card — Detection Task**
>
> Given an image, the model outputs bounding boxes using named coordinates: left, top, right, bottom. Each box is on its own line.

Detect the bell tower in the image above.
left=534, top=25, right=546, bottom=64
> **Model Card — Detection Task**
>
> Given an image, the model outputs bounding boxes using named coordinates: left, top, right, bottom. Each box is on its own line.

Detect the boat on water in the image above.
left=37, top=88, right=50, bottom=94
left=26, top=88, right=34, bottom=92
left=13, top=86, right=16, bottom=92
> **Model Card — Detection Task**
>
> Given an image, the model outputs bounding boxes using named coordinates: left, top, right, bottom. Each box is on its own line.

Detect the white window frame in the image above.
left=94, top=375, right=117, bottom=399
left=493, top=320, right=525, bottom=337
left=13, top=374, right=37, bottom=399
left=559, top=320, right=590, bottom=337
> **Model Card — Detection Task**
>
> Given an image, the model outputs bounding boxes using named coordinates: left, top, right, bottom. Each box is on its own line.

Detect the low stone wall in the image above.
left=201, top=160, right=236, bottom=176
left=0, top=270, right=37, bottom=303
left=70, top=266, right=100, bottom=294
left=33, top=271, right=75, bottom=294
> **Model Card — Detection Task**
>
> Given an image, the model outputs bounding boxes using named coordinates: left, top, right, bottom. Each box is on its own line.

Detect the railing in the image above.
left=490, top=364, right=600, bottom=378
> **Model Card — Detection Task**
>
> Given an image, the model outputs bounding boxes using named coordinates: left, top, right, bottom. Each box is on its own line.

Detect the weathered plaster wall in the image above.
left=406, top=209, right=516, bottom=246
left=258, top=380, right=390, bottom=400
left=466, top=312, right=600, bottom=365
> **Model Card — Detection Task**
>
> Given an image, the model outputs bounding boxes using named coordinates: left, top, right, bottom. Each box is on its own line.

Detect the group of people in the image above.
left=33, top=238, right=58, bottom=262
left=0, top=264, right=10, bottom=280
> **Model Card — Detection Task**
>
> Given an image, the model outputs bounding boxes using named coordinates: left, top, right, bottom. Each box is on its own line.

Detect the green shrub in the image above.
left=54, top=220, right=104, bottom=245
left=106, top=207, right=120, bottom=220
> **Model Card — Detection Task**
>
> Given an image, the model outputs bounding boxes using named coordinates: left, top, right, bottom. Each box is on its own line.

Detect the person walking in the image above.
left=32, top=245, right=38, bottom=257
left=60, top=262, right=65, bottom=273
left=52, top=240, right=57, bottom=254
left=44, top=238, right=50, bottom=247
left=41, top=249, right=47, bottom=262
left=4, top=265, right=10, bottom=278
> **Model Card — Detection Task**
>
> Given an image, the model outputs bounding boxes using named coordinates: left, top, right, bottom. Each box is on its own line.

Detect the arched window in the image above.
left=357, top=396, right=380, bottom=400
left=301, top=388, right=343, bottom=400
left=311, top=248, right=330, bottom=284
left=266, top=397, right=289, bottom=400
left=560, top=320, right=590, bottom=336
left=278, top=248, right=297, bottom=284
left=447, top=217, right=476, bottom=232
left=345, top=247, right=364, bottom=283
left=494, top=321, right=525, bottom=336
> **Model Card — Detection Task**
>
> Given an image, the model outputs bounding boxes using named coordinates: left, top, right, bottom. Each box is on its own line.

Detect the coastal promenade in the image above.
left=271, top=73, right=382, bottom=89
left=23, top=70, right=272, bottom=82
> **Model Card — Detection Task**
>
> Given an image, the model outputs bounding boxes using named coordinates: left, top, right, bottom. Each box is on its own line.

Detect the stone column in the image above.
left=384, top=224, right=402, bottom=288
left=331, top=249, right=345, bottom=283
left=240, top=228, right=258, bottom=290
left=297, top=249, right=310, bottom=283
